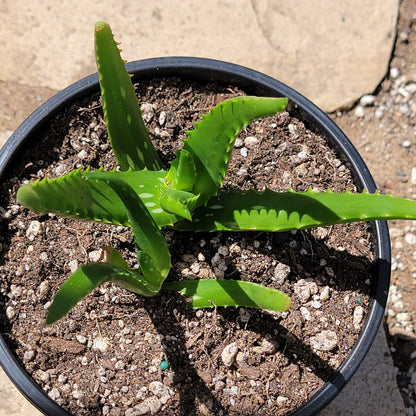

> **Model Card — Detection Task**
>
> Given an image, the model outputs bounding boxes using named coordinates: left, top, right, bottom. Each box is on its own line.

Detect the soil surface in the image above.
left=0, top=75, right=376, bottom=416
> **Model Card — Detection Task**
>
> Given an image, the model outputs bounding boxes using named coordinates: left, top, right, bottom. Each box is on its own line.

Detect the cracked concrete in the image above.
left=0, top=0, right=398, bottom=111
left=0, top=1, right=405, bottom=415
left=250, top=0, right=399, bottom=111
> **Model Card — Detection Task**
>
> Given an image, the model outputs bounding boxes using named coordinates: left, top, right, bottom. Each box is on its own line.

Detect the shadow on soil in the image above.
left=143, top=228, right=378, bottom=415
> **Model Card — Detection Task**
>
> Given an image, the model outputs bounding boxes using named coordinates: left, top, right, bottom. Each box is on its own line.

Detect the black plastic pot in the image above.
left=0, top=57, right=390, bottom=416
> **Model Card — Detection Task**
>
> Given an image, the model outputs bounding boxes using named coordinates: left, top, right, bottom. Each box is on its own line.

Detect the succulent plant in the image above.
left=16, top=21, right=416, bottom=324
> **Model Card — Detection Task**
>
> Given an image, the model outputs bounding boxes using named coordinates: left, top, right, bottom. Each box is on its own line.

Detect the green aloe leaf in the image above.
left=46, top=254, right=166, bottom=324
left=46, top=262, right=143, bottom=324
left=175, top=188, right=416, bottom=232
left=85, top=171, right=171, bottom=287
left=16, top=168, right=179, bottom=228
left=165, top=148, right=196, bottom=191
left=95, top=21, right=163, bottom=171
left=47, top=171, right=174, bottom=324
left=167, top=96, right=288, bottom=206
left=165, top=279, right=291, bottom=311
left=159, top=185, right=199, bottom=220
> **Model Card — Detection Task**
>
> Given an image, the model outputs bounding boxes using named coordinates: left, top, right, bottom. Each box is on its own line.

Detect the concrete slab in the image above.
left=251, top=0, right=399, bottom=111
left=0, top=130, right=13, bottom=150
left=0, top=367, right=42, bottom=416
left=0, top=0, right=398, bottom=111
left=0, top=80, right=56, bottom=132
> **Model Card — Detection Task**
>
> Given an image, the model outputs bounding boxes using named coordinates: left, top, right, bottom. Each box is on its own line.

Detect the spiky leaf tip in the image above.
left=168, top=96, right=288, bottom=207
left=94, top=21, right=163, bottom=171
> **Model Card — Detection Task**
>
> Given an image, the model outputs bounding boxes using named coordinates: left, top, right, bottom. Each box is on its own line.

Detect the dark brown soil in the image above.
left=0, top=77, right=376, bottom=415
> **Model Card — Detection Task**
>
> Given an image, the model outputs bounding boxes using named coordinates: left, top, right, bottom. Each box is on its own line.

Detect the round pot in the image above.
left=0, top=57, right=390, bottom=415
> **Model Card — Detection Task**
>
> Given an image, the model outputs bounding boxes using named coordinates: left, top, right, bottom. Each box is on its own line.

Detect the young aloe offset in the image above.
left=16, top=21, right=416, bottom=324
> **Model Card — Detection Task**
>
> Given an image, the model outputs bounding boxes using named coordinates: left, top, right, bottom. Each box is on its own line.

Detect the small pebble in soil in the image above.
left=136, top=396, right=162, bottom=414
left=244, top=136, right=259, bottom=148
left=48, top=388, right=61, bottom=401
left=396, top=312, right=412, bottom=324
left=236, top=351, right=248, bottom=366
left=68, top=259, right=79, bottom=273
left=5, top=306, right=15, bottom=320
left=238, top=308, right=251, bottom=323
left=9, top=284, right=22, bottom=298
left=221, top=342, right=239, bottom=367
left=23, top=350, right=35, bottom=363
left=273, top=262, right=291, bottom=284
left=34, top=369, right=50, bottom=383
left=8, top=204, right=20, bottom=216
left=276, top=396, right=290, bottom=408
left=190, top=263, right=200, bottom=274
left=43, top=301, right=52, bottom=310
left=234, top=137, right=243, bottom=148
left=405, top=233, right=416, bottom=245
left=158, top=111, right=166, bottom=125
left=39, top=251, right=48, bottom=261
left=294, top=279, right=318, bottom=303
left=240, top=147, right=248, bottom=157
left=288, top=123, right=298, bottom=137
left=149, top=381, right=174, bottom=404
left=92, top=336, right=110, bottom=352
left=26, top=220, right=41, bottom=241
left=88, top=249, right=103, bottom=262
left=55, top=163, right=67, bottom=176
left=77, top=149, right=89, bottom=160
left=320, top=286, right=331, bottom=302
left=353, top=306, right=364, bottom=329
left=297, top=151, right=308, bottom=161
left=310, top=330, right=338, bottom=352
left=310, top=300, right=322, bottom=309
left=217, top=245, right=229, bottom=256
left=197, top=253, right=205, bottom=262
left=115, top=360, right=125, bottom=370
left=38, top=280, right=50, bottom=300
left=76, top=335, right=87, bottom=344
left=140, top=103, right=155, bottom=122
left=252, top=336, right=277, bottom=354
left=300, top=307, right=312, bottom=321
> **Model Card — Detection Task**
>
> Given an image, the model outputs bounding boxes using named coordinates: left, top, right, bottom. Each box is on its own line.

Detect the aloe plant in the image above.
left=16, top=21, right=416, bottom=324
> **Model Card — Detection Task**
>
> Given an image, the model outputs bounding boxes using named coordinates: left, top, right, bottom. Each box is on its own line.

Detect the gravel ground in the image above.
left=332, top=1, right=416, bottom=414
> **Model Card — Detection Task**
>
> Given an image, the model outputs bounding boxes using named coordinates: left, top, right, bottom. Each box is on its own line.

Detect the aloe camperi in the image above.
left=16, top=21, right=416, bottom=324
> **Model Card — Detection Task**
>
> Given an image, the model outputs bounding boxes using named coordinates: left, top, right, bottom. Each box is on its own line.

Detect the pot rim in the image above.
left=0, top=56, right=391, bottom=416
